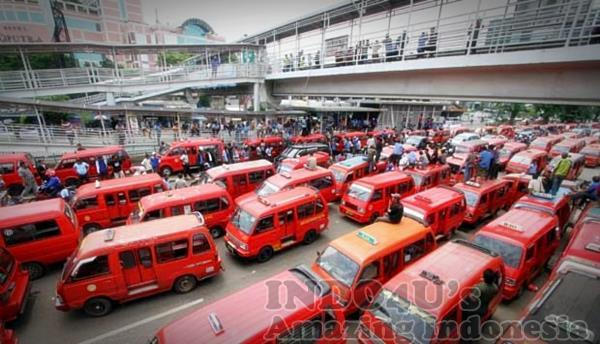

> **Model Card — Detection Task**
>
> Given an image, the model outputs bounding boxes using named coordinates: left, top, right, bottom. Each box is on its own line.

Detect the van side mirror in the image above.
left=527, top=283, right=539, bottom=292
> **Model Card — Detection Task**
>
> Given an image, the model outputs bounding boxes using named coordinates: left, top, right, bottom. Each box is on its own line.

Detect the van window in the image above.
left=58, top=159, right=76, bottom=169
left=386, top=185, right=397, bottom=196
left=298, top=202, right=315, bottom=219
left=154, top=184, right=165, bottom=193
left=310, top=176, right=333, bottom=190
left=546, top=228, right=557, bottom=243
left=358, top=262, right=379, bottom=284
left=156, top=239, right=189, bottom=263
left=315, top=199, right=324, bottom=213
left=72, top=255, right=109, bottom=281
left=138, top=248, right=153, bottom=268
left=118, top=192, right=127, bottom=205
left=233, top=174, right=247, bottom=186
left=372, top=189, right=383, bottom=201
left=2, top=220, right=61, bottom=246
left=439, top=307, right=458, bottom=339
left=0, top=163, right=14, bottom=174
left=144, top=209, right=162, bottom=221
left=255, top=216, right=274, bottom=233
left=278, top=209, right=294, bottom=224
left=220, top=197, right=230, bottom=210
left=404, top=239, right=425, bottom=264
left=171, top=206, right=185, bottom=216
left=105, top=194, right=115, bottom=206
left=75, top=196, right=98, bottom=210
left=450, top=202, right=461, bottom=216
left=248, top=171, right=264, bottom=184
left=525, top=246, right=535, bottom=261
left=192, top=233, right=211, bottom=254
left=119, top=251, right=137, bottom=269
left=194, top=199, right=221, bottom=214
left=480, top=193, right=488, bottom=204
left=129, top=187, right=151, bottom=202
left=383, top=250, right=400, bottom=276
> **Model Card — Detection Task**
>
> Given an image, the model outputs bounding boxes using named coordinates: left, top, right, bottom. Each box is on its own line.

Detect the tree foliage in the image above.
left=158, top=52, right=193, bottom=67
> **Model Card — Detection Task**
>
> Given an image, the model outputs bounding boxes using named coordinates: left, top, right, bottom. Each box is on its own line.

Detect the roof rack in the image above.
left=103, top=229, right=115, bottom=242
left=453, top=239, right=498, bottom=257
left=280, top=172, right=291, bottom=179
left=500, top=221, right=524, bottom=232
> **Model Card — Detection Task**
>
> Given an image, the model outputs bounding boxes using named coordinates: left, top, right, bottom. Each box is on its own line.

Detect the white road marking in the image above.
left=78, top=298, right=204, bottom=344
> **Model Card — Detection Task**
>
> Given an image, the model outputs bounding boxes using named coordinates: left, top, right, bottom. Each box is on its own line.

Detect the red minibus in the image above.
left=225, top=187, right=329, bottom=262
left=340, top=171, right=415, bottom=224
left=153, top=265, right=345, bottom=344
left=329, top=156, right=385, bottom=199
left=581, top=143, right=600, bottom=167
left=557, top=218, right=600, bottom=270
left=0, top=247, right=30, bottom=322
left=128, top=183, right=233, bottom=238
left=501, top=173, right=532, bottom=206
left=498, top=141, right=527, bottom=169
left=202, top=159, right=275, bottom=199
left=403, top=164, right=451, bottom=192
left=401, top=186, right=466, bottom=239
left=529, top=135, right=563, bottom=152
left=55, top=146, right=131, bottom=186
left=506, top=149, right=548, bottom=174
left=447, top=140, right=488, bottom=180
left=473, top=208, right=560, bottom=300
left=72, top=174, right=168, bottom=234
left=546, top=153, right=585, bottom=180
left=0, top=198, right=78, bottom=280
left=549, top=138, right=585, bottom=157
left=358, top=240, right=504, bottom=344
left=55, top=214, right=221, bottom=317
left=0, top=153, right=39, bottom=196
left=158, top=138, right=224, bottom=176
left=453, top=180, right=511, bottom=225
left=277, top=151, right=331, bottom=174
left=498, top=124, right=515, bottom=138
left=238, top=166, right=337, bottom=204
left=242, top=136, right=285, bottom=160
left=512, top=192, right=572, bottom=234
left=312, top=219, right=436, bottom=315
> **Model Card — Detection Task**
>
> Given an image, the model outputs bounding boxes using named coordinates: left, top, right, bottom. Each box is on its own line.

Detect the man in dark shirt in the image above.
left=461, top=269, right=499, bottom=342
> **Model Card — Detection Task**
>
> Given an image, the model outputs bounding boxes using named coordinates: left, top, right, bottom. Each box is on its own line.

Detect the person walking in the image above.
left=392, top=139, right=404, bottom=166
left=73, top=158, right=90, bottom=184
left=180, top=150, right=192, bottom=179
left=18, top=161, right=37, bottom=199
left=550, top=152, right=572, bottom=195
left=173, top=174, right=187, bottom=190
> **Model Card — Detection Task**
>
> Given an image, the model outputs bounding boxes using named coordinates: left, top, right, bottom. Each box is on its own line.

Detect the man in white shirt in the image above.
left=180, top=151, right=192, bottom=179
left=528, top=175, right=544, bottom=193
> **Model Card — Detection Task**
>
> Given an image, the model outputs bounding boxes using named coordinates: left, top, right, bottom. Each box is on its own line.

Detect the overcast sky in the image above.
left=142, top=0, right=345, bottom=42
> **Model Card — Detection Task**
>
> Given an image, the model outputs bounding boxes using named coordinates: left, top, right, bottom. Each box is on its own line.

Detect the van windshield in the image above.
left=581, top=147, right=600, bottom=156
left=369, top=289, right=435, bottom=344
left=510, top=155, right=532, bottom=165
left=277, top=164, right=293, bottom=175
left=403, top=207, right=428, bottom=226
left=552, top=145, right=570, bottom=153
left=330, top=168, right=346, bottom=183
left=231, top=208, right=256, bottom=235
left=316, top=246, right=359, bottom=287
left=347, top=183, right=372, bottom=201
left=474, top=235, right=522, bottom=269
left=0, top=248, right=14, bottom=285
left=256, top=181, right=280, bottom=197
left=461, top=191, right=479, bottom=206
left=405, top=172, right=423, bottom=186
left=61, top=255, right=75, bottom=281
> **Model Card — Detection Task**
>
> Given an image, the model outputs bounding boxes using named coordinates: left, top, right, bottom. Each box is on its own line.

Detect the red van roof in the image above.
left=402, top=186, right=463, bottom=212
left=453, top=179, right=507, bottom=195
left=513, top=192, right=570, bottom=214
left=242, top=186, right=318, bottom=216
left=267, top=166, right=330, bottom=188
left=561, top=219, right=600, bottom=266
left=0, top=153, right=32, bottom=163
left=477, top=208, right=557, bottom=245
left=169, top=138, right=223, bottom=148
left=0, top=198, right=66, bottom=228
left=60, top=146, right=124, bottom=160
left=139, top=183, right=226, bottom=210
left=383, top=240, right=499, bottom=318
left=513, top=149, right=547, bottom=159
left=74, top=174, right=164, bottom=199
left=155, top=267, right=327, bottom=344
left=76, top=214, right=204, bottom=258
left=403, top=164, right=449, bottom=177
left=206, top=160, right=273, bottom=179
left=354, top=171, right=412, bottom=187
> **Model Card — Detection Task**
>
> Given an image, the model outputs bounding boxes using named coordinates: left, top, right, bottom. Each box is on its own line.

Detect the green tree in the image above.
left=158, top=52, right=193, bottom=67
left=493, top=102, right=528, bottom=124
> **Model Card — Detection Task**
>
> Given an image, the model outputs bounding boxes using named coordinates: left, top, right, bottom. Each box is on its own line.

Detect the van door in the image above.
left=119, top=248, right=157, bottom=290
left=232, top=174, right=249, bottom=197
left=278, top=209, right=295, bottom=240
left=352, top=261, right=382, bottom=310
left=104, top=194, right=121, bottom=222
left=370, top=189, right=384, bottom=218
left=116, top=191, right=130, bottom=220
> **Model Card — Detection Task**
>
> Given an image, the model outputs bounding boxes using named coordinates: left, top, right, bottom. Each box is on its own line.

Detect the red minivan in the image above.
left=506, top=149, right=548, bottom=174
left=55, top=146, right=131, bottom=186
left=225, top=187, right=329, bottom=262
left=277, top=152, right=331, bottom=174
left=453, top=180, right=511, bottom=225
left=55, top=214, right=221, bottom=317
left=128, top=183, right=234, bottom=238
left=473, top=208, right=560, bottom=300
left=0, top=198, right=78, bottom=279
left=339, top=171, right=415, bottom=224
left=158, top=138, right=224, bottom=176
left=512, top=192, right=572, bottom=234
left=329, top=156, right=385, bottom=199
left=0, top=247, right=30, bottom=322
left=242, top=136, right=284, bottom=160
left=71, top=174, right=168, bottom=234
left=0, top=153, right=39, bottom=196
left=403, top=164, right=451, bottom=192
left=202, top=159, right=275, bottom=199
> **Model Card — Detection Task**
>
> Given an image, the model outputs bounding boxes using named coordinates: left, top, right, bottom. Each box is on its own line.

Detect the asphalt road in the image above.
left=10, top=167, right=597, bottom=344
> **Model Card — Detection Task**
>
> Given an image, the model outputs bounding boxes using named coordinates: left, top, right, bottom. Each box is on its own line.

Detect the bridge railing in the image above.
left=266, top=0, right=599, bottom=73
left=0, top=63, right=268, bottom=92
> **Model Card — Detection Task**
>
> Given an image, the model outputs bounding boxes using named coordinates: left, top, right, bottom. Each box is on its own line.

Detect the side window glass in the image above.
left=105, top=194, right=115, bottom=206
left=404, top=239, right=425, bottom=264
left=297, top=202, right=316, bottom=219
left=439, top=208, right=447, bottom=220
left=480, top=193, right=488, bottom=204
left=233, top=174, right=247, bottom=186
left=143, top=209, right=162, bottom=221
left=154, top=184, right=164, bottom=193
left=72, top=255, right=109, bottom=281
left=248, top=171, right=265, bottom=184
left=526, top=246, right=535, bottom=261
left=372, top=189, right=383, bottom=201
left=358, top=262, right=379, bottom=284
left=155, top=239, right=189, bottom=263
left=192, top=233, right=211, bottom=254
left=0, top=163, right=14, bottom=174
left=138, top=247, right=153, bottom=268
left=118, top=192, right=127, bottom=205
left=119, top=251, right=137, bottom=269
left=171, top=206, right=184, bottom=216
left=2, top=220, right=61, bottom=246
left=255, top=216, right=275, bottom=233
left=75, top=196, right=98, bottom=210
left=220, top=197, right=230, bottom=210
left=278, top=209, right=294, bottom=224
left=204, top=199, right=220, bottom=213
left=315, top=199, right=324, bottom=213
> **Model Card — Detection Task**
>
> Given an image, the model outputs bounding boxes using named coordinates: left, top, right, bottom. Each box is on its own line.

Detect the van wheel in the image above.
left=303, top=230, right=318, bottom=245
left=173, top=275, right=197, bottom=294
left=160, top=167, right=172, bottom=177
left=369, top=213, right=380, bottom=224
left=83, top=297, right=113, bottom=317
left=257, top=246, right=274, bottom=263
left=23, top=262, right=44, bottom=280
left=209, top=226, right=223, bottom=239
left=7, top=184, right=23, bottom=197
left=83, top=224, right=101, bottom=236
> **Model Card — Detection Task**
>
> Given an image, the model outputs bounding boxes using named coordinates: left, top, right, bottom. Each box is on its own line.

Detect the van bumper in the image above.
left=339, top=205, right=370, bottom=223
left=54, top=294, right=70, bottom=312
left=502, top=284, right=521, bottom=300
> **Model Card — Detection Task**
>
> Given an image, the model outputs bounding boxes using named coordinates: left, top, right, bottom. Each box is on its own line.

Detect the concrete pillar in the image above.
left=253, top=83, right=260, bottom=112
left=106, top=92, right=116, bottom=106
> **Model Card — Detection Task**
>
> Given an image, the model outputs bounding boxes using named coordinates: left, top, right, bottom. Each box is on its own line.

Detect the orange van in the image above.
left=128, top=183, right=234, bottom=238
left=225, top=187, right=328, bottom=262
left=0, top=198, right=78, bottom=279
left=55, top=214, right=221, bottom=317
left=202, top=160, right=275, bottom=199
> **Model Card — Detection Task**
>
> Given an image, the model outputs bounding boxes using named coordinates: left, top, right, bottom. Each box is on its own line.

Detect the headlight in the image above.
left=239, top=242, right=248, bottom=250
left=341, top=199, right=345, bottom=205
left=358, top=207, right=366, bottom=214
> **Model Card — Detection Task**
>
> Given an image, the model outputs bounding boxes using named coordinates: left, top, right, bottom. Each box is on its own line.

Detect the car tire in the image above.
left=83, top=297, right=113, bottom=317
left=160, top=167, right=172, bottom=177
left=83, top=224, right=101, bottom=236
left=23, top=262, right=44, bottom=280
left=7, top=184, right=23, bottom=197
left=209, top=226, right=223, bottom=239
left=256, top=246, right=274, bottom=263
left=303, top=230, right=318, bottom=245
left=173, top=275, right=197, bottom=294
